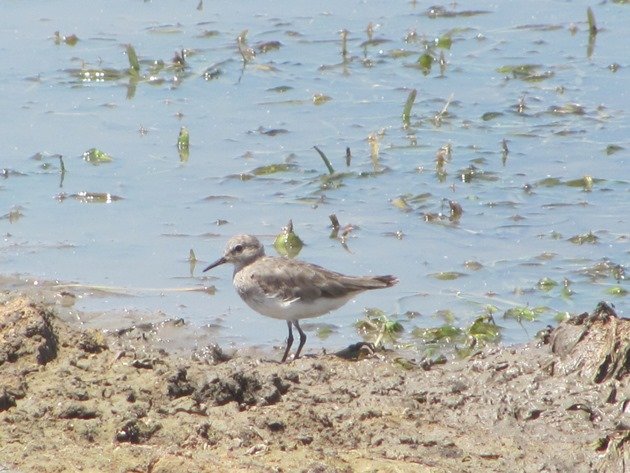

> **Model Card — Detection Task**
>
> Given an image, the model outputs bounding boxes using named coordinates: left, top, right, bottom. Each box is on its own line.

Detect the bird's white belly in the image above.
left=241, top=292, right=353, bottom=321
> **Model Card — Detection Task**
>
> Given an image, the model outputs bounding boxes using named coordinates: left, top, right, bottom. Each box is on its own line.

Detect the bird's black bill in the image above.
left=203, top=257, right=227, bottom=272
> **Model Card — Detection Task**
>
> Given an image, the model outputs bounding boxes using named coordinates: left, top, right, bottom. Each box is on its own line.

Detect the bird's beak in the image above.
left=203, top=256, right=227, bottom=272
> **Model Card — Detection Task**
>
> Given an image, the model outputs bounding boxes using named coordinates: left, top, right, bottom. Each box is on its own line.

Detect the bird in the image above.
left=203, top=234, right=398, bottom=362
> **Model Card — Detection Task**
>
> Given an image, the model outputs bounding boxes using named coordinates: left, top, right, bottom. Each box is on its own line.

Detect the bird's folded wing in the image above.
left=250, top=258, right=387, bottom=303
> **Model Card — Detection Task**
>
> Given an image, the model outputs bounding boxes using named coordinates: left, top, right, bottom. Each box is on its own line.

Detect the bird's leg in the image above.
left=281, top=320, right=294, bottom=363
left=293, top=320, right=307, bottom=360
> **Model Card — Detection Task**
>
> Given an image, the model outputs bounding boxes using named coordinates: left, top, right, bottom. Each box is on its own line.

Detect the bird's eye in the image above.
left=233, top=244, right=244, bottom=253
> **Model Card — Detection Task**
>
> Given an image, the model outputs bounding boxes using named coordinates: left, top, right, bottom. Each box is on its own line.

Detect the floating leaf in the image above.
left=273, top=219, right=303, bottom=258
left=2, top=209, right=24, bottom=223
left=467, top=316, right=501, bottom=343
left=412, top=325, right=462, bottom=343
left=147, top=25, right=184, bottom=35
left=255, top=41, right=282, bottom=53
left=126, top=45, right=140, bottom=74
left=497, top=64, right=539, bottom=76
left=389, top=49, right=416, bottom=59
left=393, top=357, right=417, bottom=370
left=565, top=175, right=601, bottom=191
left=203, top=66, right=222, bottom=80
left=316, top=326, right=334, bottom=340
left=257, top=127, right=288, bottom=136
left=54, top=31, right=79, bottom=46
left=537, top=177, right=562, bottom=187
left=568, top=232, right=598, bottom=245
left=497, top=64, right=553, bottom=82
left=267, top=85, right=293, bottom=93
left=355, top=308, right=404, bottom=347
left=72, top=68, right=125, bottom=82
left=402, top=88, right=417, bottom=127
left=606, top=286, right=627, bottom=296
left=504, top=306, right=547, bottom=322
left=549, top=103, right=585, bottom=115
left=198, top=30, right=220, bottom=38
left=537, top=277, right=558, bottom=291
left=605, top=144, right=623, bottom=155
left=83, top=148, right=112, bottom=165
left=430, top=271, right=466, bottom=281
left=251, top=163, right=292, bottom=176
left=319, top=172, right=351, bottom=190
left=407, top=193, right=432, bottom=204
left=464, top=260, right=483, bottom=271
left=252, top=64, right=279, bottom=73
left=391, top=196, right=412, bottom=212
left=417, top=53, right=433, bottom=74
left=483, top=305, right=500, bottom=316
left=312, top=93, right=332, bottom=105
left=435, top=309, right=455, bottom=324
left=426, top=6, right=490, bottom=18
left=458, top=165, right=497, bottom=183
left=580, top=260, right=625, bottom=281
left=69, top=191, right=122, bottom=203
left=435, top=34, right=452, bottom=49
left=481, top=111, right=503, bottom=121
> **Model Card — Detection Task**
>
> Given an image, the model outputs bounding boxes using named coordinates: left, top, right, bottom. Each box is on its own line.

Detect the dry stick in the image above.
left=501, top=139, right=509, bottom=165
left=436, top=93, right=454, bottom=122
left=329, top=214, right=340, bottom=230
left=57, top=155, right=66, bottom=188
left=340, top=29, right=349, bottom=58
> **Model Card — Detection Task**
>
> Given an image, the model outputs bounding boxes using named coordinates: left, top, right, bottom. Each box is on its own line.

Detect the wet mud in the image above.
left=0, top=296, right=628, bottom=472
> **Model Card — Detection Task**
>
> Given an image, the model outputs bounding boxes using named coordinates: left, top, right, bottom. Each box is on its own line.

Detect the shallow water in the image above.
left=1, top=1, right=628, bottom=354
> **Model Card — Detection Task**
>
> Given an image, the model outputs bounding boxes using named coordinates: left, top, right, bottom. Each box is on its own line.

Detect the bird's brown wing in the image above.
left=248, top=257, right=396, bottom=303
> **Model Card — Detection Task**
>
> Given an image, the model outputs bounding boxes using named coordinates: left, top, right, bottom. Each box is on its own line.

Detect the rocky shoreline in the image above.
left=1, top=296, right=628, bottom=472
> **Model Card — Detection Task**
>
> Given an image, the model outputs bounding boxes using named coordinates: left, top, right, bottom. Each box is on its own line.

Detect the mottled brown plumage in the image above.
left=204, top=234, right=397, bottom=362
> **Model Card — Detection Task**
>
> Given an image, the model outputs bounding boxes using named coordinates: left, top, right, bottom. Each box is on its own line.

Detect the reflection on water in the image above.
left=1, top=0, right=627, bottom=354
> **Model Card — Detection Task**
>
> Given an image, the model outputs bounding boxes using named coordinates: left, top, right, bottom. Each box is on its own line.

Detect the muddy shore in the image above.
left=0, top=295, right=628, bottom=472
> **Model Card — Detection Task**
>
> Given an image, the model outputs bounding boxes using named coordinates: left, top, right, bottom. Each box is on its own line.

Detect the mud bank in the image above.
left=0, top=296, right=628, bottom=472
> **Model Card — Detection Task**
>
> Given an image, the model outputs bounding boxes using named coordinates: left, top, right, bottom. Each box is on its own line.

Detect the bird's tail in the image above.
left=372, top=275, right=398, bottom=288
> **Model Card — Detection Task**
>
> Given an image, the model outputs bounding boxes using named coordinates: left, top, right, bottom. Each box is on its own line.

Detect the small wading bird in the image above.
left=204, top=234, right=398, bottom=362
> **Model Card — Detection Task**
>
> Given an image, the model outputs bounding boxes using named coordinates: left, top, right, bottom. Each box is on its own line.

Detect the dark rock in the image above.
left=551, top=301, right=630, bottom=382
left=57, top=403, right=99, bottom=420
left=266, top=420, right=285, bottom=432
left=115, top=418, right=161, bottom=444
left=167, top=367, right=195, bottom=399
left=131, top=358, right=154, bottom=369
left=78, top=330, right=108, bottom=353
left=0, top=388, right=16, bottom=411
left=0, top=299, right=58, bottom=366
left=193, top=371, right=291, bottom=407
